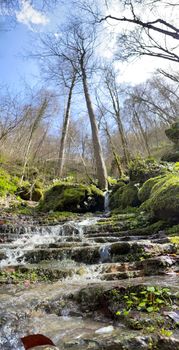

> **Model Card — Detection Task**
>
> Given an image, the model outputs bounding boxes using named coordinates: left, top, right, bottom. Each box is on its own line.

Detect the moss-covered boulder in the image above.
left=129, top=158, right=168, bottom=183
left=109, top=183, right=140, bottom=210
left=142, top=174, right=179, bottom=221
left=38, top=183, right=104, bottom=213
left=138, top=175, right=164, bottom=203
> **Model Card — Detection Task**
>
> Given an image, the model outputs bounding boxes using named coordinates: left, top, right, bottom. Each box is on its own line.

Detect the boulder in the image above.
left=38, top=183, right=104, bottom=213
left=109, top=183, right=140, bottom=210
left=142, top=174, right=179, bottom=222
left=138, top=175, right=164, bottom=203
left=129, top=158, right=168, bottom=183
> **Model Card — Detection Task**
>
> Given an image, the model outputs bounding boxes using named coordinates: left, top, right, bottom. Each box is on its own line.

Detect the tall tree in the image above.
left=38, top=33, right=78, bottom=177
left=102, top=66, right=130, bottom=166
left=41, top=22, right=108, bottom=189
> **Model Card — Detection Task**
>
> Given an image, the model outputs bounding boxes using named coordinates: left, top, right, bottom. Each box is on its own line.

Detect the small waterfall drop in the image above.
left=99, top=245, right=111, bottom=263
left=104, top=191, right=110, bottom=213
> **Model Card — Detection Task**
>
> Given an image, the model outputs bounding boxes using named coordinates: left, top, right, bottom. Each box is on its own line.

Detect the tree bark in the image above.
left=57, top=74, right=76, bottom=177
left=80, top=63, right=108, bottom=190
left=116, top=113, right=130, bottom=166
left=133, top=110, right=151, bottom=156
left=104, top=122, right=123, bottom=177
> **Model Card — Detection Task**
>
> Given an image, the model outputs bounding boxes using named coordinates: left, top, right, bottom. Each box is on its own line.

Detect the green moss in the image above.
left=129, top=157, right=169, bottom=183
left=0, top=167, right=19, bottom=196
left=43, top=211, right=78, bottom=224
left=17, top=183, right=43, bottom=202
left=38, top=183, right=104, bottom=213
left=138, top=176, right=164, bottom=203
left=110, top=183, right=140, bottom=210
left=142, top=174, right=179, bottom=221
left=165, top=122, right=179, bottom=144
left=167, top=224, right=179, bottom=235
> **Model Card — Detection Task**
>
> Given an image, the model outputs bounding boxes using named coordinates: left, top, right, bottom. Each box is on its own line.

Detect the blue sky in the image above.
left=0, top=1, right=67, bottom=94
left=0, top=24, right=39, bottom=91
left=0, top=0, right=176, bottom=95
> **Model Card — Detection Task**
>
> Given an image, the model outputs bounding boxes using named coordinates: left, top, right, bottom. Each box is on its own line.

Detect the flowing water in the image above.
left=0, top=214, right=179, bottom=349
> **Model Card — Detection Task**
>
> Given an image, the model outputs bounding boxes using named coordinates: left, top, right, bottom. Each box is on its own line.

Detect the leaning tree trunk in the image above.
left=57, top=74, right=76, bottom=177
left=81, top=64, right=108, bottom=190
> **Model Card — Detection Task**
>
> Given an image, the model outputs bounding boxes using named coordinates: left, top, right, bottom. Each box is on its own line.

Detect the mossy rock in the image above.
left=129, top=158, right=169, bottom=183
left=109, top=183, right=140, bottom=210
left=38, top=183, right=104, bottom=213
left=165, top=122, right=179, bottom=144
left=142, top=174, right=179, bottom=222
left=138, top=175, right=164, bottom=203
left=161, top=150, right=179, bottom=162
left=17, top=185, right=43, bottom=202
left=110, top=180, right=127, bottom=193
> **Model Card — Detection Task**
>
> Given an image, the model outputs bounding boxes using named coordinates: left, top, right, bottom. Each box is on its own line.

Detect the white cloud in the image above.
left=16, top=0, right=49, bottom=29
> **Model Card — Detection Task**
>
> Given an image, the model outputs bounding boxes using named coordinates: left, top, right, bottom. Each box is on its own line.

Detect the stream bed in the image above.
left=0, top=213, right=179, bottom=349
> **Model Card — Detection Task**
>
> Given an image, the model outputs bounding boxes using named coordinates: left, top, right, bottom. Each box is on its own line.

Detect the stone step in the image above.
left=85, top=230, right=151, bottom=237
left=101, top=269, right=143, bottom=280
left=2, top=254, right=178, bottom=284
left=18, top=242, right=176, bottom=265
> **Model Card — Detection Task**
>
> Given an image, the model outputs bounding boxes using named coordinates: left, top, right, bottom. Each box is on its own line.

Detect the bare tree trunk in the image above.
left=116, top=114, right=130, bottom=165
left=133, top=111, right=151, bottom=156
left=20, top=98, right=48, bottom=184
left=81, top=63, right=108, bottom=189
left=104, top=122, right=123, bottom=177
left=103, top=67, right=130, bottom=166
left=57, top=74, right=76, bottom=177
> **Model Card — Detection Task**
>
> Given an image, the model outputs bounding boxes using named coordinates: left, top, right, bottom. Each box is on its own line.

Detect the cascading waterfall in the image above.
left=0, top=215, right=105, bottom=349
left=0, top=217, right=99, bottom=269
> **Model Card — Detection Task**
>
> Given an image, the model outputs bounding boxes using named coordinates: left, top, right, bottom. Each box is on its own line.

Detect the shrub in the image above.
left=129, top=157, right=169, bottom=183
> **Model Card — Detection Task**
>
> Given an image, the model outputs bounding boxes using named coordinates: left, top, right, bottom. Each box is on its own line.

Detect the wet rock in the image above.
left=157, top=336, right=179, bottom=349
left=142, top=256, right=176, bottom=275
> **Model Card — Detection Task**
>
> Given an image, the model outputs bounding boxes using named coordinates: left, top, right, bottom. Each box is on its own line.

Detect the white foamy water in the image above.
left=99, top=245, right=111, bottom=263
left=0, top=217, right=99, bottom=268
